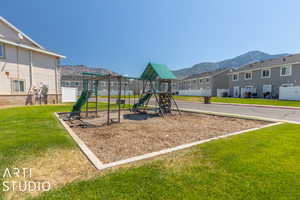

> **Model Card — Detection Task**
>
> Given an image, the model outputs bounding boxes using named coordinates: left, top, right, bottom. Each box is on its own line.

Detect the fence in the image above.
left=62, top=87, right=78, bottom=102
left=279, top=86, right=300, bottom=100
left=178, top=89, right=212, bottom=96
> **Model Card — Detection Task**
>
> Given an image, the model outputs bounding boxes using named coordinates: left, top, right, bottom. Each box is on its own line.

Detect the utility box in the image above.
left=116, top=99, right=125, bottom=104
left=204, top=96, right=211, bottom=104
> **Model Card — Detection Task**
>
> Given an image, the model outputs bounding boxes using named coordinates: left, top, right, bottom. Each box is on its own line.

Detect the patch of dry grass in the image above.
left=4, top=148, right=97, bottom=200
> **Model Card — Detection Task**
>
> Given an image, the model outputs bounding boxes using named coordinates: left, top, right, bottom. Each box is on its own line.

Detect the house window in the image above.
left=0, top=43, right=4, bottom=58
left=281, top=83, right=294, bottom=87
left=12, top=79, right=25, bottom=92
left=244, top=72, right=252, bottom=80
left=261, top=69, right=271, bottom=78
left=70, top=81, right=80, bottom=87
left=232, top=74, right=238, bottom=81
left=280, top=65, right=292, bottom=76
left=245, top=85, right=253, bottom=90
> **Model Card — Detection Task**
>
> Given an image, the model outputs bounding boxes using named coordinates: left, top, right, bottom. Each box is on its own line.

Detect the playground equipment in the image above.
left=69, top=72, right=135, bottom=126
left=68, top=62, right=179, bottom=127
left=132, top=63, right=180, bottom=115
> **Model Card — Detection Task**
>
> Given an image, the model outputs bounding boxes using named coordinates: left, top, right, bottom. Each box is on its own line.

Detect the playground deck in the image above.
left=62, top=111, right=269, bottom=164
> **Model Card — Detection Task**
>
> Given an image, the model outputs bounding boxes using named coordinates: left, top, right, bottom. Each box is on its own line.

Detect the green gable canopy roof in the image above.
left=140, top=63, right=177, bottom=81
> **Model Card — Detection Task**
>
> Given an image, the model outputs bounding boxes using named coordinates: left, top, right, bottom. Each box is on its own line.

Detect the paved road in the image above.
left=174, top=101, right=300, bottom=123
left=96, top=98, right=300, bottom=123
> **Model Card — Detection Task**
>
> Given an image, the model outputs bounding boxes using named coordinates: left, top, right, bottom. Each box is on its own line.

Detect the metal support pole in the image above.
left=85, top=80, right=89, bottom=118
left=133, top=80, right=137, bottom=105
left=118, top=77, right=121, bottom=123
left=95, top=80, right=99, bottom=116
left=142, top=80, right=145, bottom=93
left=123, top=83, right=126, bottom=108
left=107, top=76, right=111, bottom=125
left=128, top=81, right=131, bottom=108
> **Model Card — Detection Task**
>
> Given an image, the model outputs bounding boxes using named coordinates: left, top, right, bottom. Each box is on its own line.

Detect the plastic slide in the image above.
left=70, top=90, right=90, bottom=117
left=132, top=93, right=152, bottom=111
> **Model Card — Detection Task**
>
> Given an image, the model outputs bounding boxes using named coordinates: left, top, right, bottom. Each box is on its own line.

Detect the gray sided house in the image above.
left=61, top=74, right=84, bottom=92
left=62, top=74, right=128, bottom=95
left=62, top=74, right=139, bottom=94
left=228, top=54, right=300, bottom=98
left=177, top=68, right=230, bottom=96
left=61, top=66, right=142, bottom=96
left=61, top=65, right=118, bottom=94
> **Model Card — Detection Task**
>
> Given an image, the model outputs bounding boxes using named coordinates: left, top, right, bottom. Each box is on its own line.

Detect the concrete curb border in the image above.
left=97, top=122, right=282, bottom=170
left=55, top=111, right=284, bottom=170
left=54, top=113, right=105, bottom=169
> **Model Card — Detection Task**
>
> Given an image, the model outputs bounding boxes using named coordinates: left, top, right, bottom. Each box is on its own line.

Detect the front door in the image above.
left=263, top=84, right=272, bottom=98
left=233, top=86, right=240, bottom=97
left=263, top=85, right=272, bottom=93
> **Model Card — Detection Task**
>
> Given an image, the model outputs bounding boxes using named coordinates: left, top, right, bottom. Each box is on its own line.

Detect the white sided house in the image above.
left=0, top=16, right=65, bottom=106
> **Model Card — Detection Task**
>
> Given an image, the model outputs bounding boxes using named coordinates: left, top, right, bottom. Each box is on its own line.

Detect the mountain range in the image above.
left=172, top=51, right=289, bottom=78
left=61, top=51, right=289, bottom=79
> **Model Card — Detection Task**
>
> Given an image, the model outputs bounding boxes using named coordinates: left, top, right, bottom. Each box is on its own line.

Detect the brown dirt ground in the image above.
left=64, top=111, right=269, bottom=163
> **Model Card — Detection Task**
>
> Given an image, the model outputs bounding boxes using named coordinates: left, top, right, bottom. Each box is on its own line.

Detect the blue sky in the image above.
left=2, top=0, right=300, bottom=76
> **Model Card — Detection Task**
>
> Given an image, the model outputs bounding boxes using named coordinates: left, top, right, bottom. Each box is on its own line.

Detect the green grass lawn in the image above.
left=1, top=105, right=300, bottom=199
left=0, top=103, right=129, bottom=200
left=29, top=122, right=300, bottom=200
left=0, top=105, right=75, bottom=200
left=174, top=96, right=300, bottom=107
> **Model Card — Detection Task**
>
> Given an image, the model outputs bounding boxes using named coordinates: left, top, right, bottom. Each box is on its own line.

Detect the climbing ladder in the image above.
left=158, top=93, right=180, bottom=115
left=158, top=93, right=172, bottom=114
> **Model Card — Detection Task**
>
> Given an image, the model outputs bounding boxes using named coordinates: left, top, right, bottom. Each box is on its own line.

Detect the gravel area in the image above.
left=62, top=111, right=269, bottom=163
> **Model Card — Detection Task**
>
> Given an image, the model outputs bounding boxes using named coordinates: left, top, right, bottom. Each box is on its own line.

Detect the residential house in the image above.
left=61, top=65, right=129, bottom=95
left=177, top=68, right=230, bottom=96
left=61, top=73, right=139, bottom=96
left=0, top=16, right=65, bottom=106
left=228, top=53, right=300, bottom=98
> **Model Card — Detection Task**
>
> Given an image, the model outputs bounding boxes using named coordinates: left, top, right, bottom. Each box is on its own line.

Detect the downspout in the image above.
left=29, top=51, right=33, bottom=91
left=16, top=46, right=19, bottom=80
left=54, top=58, right=59, bottom=104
